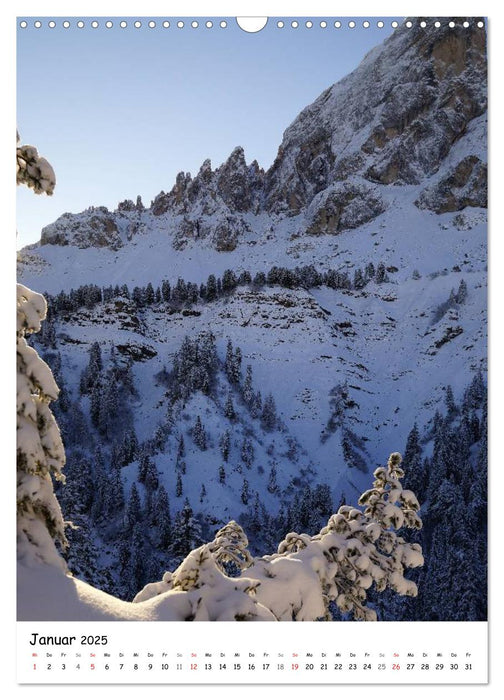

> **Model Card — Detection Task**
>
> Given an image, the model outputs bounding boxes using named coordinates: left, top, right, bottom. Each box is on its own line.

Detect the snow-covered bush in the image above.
left=17, top=136, right=67, bottom=570
left=135, top=453, right=423, bottom=621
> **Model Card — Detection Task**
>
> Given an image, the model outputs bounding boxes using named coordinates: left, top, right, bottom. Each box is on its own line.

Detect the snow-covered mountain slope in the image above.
left=47, top=246, right=485, bottom=502
left=17, top=19, right=487, bottom=584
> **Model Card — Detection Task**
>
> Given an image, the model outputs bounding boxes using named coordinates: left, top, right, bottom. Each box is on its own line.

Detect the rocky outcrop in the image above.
left=41, top=207, right=123, bottom=250
left=415, top=155, right=487, bottom=212
left=265, top=18, right=486, bottom=211
left=117, top=195, right=145, bottom=213
left=305, top=183, right=386, bottom=235
left=212, top=217, right=244, bottom=252
left=151, top=147, right=264, bottom=220
left=148, top=147, right=264, bottom=251
left=216, top=147, right=263, bottom=213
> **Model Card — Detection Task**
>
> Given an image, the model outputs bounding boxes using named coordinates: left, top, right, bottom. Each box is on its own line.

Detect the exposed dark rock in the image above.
left=266, top=18, right=486, bottom=206
left=415, top=155, right=487, bottom=212
left=216, top=146, right=263, bottom=212
left=116, top=343, right=157, bottom=361
left=434, top=325, right=464, bottom=349
left=305, top=183, right=386, bottom=236
left=41, top=207, right=123, bottom=250
left=212, top=221, right=239, bottom=252
left=117, top=199, right=137, bottom=212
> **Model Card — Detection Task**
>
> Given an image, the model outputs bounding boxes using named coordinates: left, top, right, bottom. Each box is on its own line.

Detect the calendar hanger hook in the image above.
left=236, top=17, right=268, bottom=33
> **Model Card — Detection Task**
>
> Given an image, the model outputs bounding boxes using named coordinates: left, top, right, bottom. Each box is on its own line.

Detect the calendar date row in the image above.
left=33, top=661, right=474, bottom=672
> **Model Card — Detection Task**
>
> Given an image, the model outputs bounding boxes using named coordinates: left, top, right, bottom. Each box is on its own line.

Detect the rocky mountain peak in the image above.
left=33, top=18, right=486, bottom=253
left=224, top=145, right=246, bottom=167
left=198, top=158, right=213, bottom=180
left=214, top=146, right=263, bottom=213
left=116, top=195, right=146, bottom=213
left=264, top=17, right=486, bottom=216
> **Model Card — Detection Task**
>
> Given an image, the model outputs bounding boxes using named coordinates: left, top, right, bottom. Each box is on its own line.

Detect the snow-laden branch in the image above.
left=16, top=133, right=56, bottom=195
left=135, top=453, right=423, bottom=621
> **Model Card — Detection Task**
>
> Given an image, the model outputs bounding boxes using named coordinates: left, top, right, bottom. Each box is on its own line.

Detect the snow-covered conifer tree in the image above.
left=365, top=262, right=375, bottom=280
left=225, top=339, right=234, bottom=379
left=192, top=415, right=207, bottom=450
left=267, top=464, right=278, bottom=494
left=224, top=393, right=236, bottom=421
left=17, top=136, right=67, bottom=570
left=238, top=270, right=252, bottom=286
left=127, top=523, right=148, bottom=599
left=177, top=434, right=185, bottom=459
left=353, top=268, right=365, bottom=289
left=144, top=457, right=159, bottom=491
left=124, top=483, right=141, bottom=529
left=132, top=286, right=145, bottom=307
left=253, top=271, right=266, bottom=288
left=98, top=380, right=119, bottom=437
left=121, top=428, right=138, bottom=465
left=261, top=393, right=277, bottom=431
left=161, top=279, right=171, bottom=303
left=155, top=485, right=172, bottom=549
left=145, top=282, right=155, bottom=305
left=224, top=339, right=242, bottom=385
left=89, top=383, right=102, bottom=427
left=206, top=274, right=217, bottom=301
left=138, top=453, right=151, bottom=483
left=231, top=346, right=242, bottom=384
left=250, top=390, right=262, bottom=419
left=402, top=423, right=425, bottom=501
left=375, top=262, right=388, bottom=284
left=241, top=478, right=250, bottom=505
left=172, top=278, right=188, bottom=305
left=102, top=462, right=124, bottom=519
left=171, top=499, right=202, bottom=559
left=137, top=454, right=424, bottom=621
left=241, top=437, right=254, bottom=469
left=219, top=429, right=231, bottom=462
left=242, top=365, right=254, bottom=406
left=222, top=269, right=237, bottom=293
left=445, top=385, right=457, bottom=418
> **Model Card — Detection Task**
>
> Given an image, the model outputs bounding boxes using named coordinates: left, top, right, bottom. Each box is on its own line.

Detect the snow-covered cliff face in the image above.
left=32, top=18, right=486, bottom=256
left=265, top=20, right=486, bottom=214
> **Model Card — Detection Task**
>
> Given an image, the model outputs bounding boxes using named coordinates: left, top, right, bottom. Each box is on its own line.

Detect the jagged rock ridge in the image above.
left=37, top=18, right=487, bottom=252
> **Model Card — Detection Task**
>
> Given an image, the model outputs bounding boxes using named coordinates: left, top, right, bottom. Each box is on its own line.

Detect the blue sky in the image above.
left=17, top=17, right=399, bottom=247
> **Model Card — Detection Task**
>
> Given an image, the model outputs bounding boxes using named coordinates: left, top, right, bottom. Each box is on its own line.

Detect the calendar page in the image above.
left=15, top=7, right=488, bottom=687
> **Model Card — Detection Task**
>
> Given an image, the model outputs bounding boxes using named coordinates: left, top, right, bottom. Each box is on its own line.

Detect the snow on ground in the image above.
left=48, top=243, right=485, bottom=511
